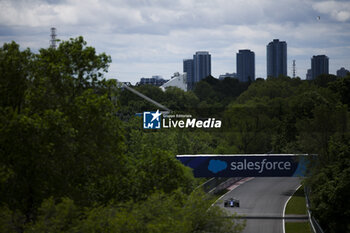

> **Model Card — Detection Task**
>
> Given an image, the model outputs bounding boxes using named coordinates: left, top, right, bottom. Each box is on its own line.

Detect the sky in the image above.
left=0, top=0, right=350, bottom=84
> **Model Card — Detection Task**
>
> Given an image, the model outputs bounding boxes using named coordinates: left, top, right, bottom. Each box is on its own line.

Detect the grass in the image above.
left=285, top=222, right=313, bottom=233
left=285, top=185, right=312, bottom=233
left=285, top=185, right=307, bottom=215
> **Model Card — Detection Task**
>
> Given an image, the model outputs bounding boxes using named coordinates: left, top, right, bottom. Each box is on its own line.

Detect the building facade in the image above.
left=183, top=59, right=194, bottom=90
left=311, top=55, right=329, bottom=80
left=337, top=67, right=349, bottom=78
left=138, top=76, right=168, bottom=86
left=267, top=39, right=287, bottom=78
left=219, top=73, right=237, bottom=80
left=306, top=69, right=312, bottom=80
left=160, top=72, right=187, bottom=92
left=237, top=49, right=255, bottom=82
left=193, top=51, right=211, bottom=83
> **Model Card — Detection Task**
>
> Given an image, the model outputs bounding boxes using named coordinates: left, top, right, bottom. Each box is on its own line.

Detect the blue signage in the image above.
left=176, top=154, right=310, bottom=177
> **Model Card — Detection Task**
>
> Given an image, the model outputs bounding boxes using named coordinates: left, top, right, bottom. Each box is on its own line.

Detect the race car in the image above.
left=224, top=198, right=240, bottom=207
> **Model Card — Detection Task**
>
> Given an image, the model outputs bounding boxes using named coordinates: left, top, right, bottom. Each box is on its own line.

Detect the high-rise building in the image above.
left=193, top=51, right=211, bottom=83
left=267, top=39, right=287, bottom=78
left=311, top=55, right=329, bottom=80
left=183, top=59, right=194, bottom=90
left=237, top=49, right=255, bottom=82
left=306, top=69, right=312, bottom=80
left=337, top=67, right=349, bottom=78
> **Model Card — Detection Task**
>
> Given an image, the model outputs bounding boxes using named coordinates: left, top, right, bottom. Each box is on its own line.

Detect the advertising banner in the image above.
left=176, top=154, right=310, bottom=177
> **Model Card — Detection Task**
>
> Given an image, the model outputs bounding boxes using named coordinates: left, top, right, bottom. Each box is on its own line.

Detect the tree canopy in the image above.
left=0, top=38, right=246, bottom=233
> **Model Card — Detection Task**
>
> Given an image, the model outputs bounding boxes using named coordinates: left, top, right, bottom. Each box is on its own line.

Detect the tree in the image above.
left=27, top=36, right=111, bottom=112
left=224, top=101, right=276, bottom=153
left=194, top=81, right=216, bottom=102
left=0, top=41, right=32, bottom=111
left=305, top=137, right=350, bottom=233
left=328, top=76, right=350, bottom=107
left=0, top=38, right=126, bottom=225
left=128, top=149, right=195, bottom=200
left=312, top=74, right=337, bottom=88
left=24, top=190, right=245, bottom=233
left=0, top=38, right=247, bottom=233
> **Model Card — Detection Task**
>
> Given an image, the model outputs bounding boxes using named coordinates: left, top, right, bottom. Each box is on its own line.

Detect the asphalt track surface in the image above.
left=217, top=177, right=301, bottom=233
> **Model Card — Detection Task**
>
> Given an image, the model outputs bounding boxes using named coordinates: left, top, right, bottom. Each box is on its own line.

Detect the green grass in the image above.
left=285, top=186, right=311, bottom=233
left=285, top=185, right=307, bottom=215
left=285, top=222, right=313, bottom=233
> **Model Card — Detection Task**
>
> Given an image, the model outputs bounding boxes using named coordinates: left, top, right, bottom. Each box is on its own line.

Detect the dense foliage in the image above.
left=0, top=38, right=244, bottom=233
left=120, top=71, right=350, bottom=233
left=1, top=37, right=349, bottom=233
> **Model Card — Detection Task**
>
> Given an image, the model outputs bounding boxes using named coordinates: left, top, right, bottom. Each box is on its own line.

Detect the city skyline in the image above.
left=0, top=0, right=349, bottom=84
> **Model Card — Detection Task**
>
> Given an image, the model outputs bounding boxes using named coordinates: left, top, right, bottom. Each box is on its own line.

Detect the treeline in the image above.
left=0, top=38, right=244, bottom=233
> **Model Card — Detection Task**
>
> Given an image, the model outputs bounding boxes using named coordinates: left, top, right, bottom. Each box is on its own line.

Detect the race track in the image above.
left=216, top=177, right=302, bottom=233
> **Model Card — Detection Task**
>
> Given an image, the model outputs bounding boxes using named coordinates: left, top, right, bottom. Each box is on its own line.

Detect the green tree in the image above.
left=0, top=42, right=32, bottom=112
left=305, top=137, right=350, bottom=233
left=24, top=190, right=245, bottom=233
left=224, top=101, right=276, bottom=153
left=0, top=38, right=126, bottom=224
left=328, top=76, right=350, bottom=107
left=129, top=149, right=195, bottom=200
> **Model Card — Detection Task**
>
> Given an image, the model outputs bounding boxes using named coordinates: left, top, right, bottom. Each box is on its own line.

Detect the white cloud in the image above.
left=335, top=10, right=350, bottom=22
left=313, top=1, right=350, bottom=22
left=0, top=0, right=349, bottom=83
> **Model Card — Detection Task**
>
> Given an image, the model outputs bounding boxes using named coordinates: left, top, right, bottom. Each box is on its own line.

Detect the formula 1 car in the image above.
left=224, top=198, right=240, bottom=207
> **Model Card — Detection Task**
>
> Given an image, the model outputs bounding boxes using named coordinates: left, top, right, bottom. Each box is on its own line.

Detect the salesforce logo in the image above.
left=208, top=158, right=292, bottom=175
left=230, top=159, right=291, bottom=173
left=208, top=160, right=227, bottom=174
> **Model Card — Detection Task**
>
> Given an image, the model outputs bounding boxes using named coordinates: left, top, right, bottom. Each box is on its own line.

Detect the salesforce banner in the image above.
left=176, top=154, right=310, bottom=177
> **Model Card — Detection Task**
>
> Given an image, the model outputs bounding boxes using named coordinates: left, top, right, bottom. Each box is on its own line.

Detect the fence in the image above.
left=198, top=177, right=243, bottom=194
left=304, top=186, right=325, bottom=233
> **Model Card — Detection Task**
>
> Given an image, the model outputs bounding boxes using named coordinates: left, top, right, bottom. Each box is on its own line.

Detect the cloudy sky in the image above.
left=0, top=0, right=349, bottom=83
